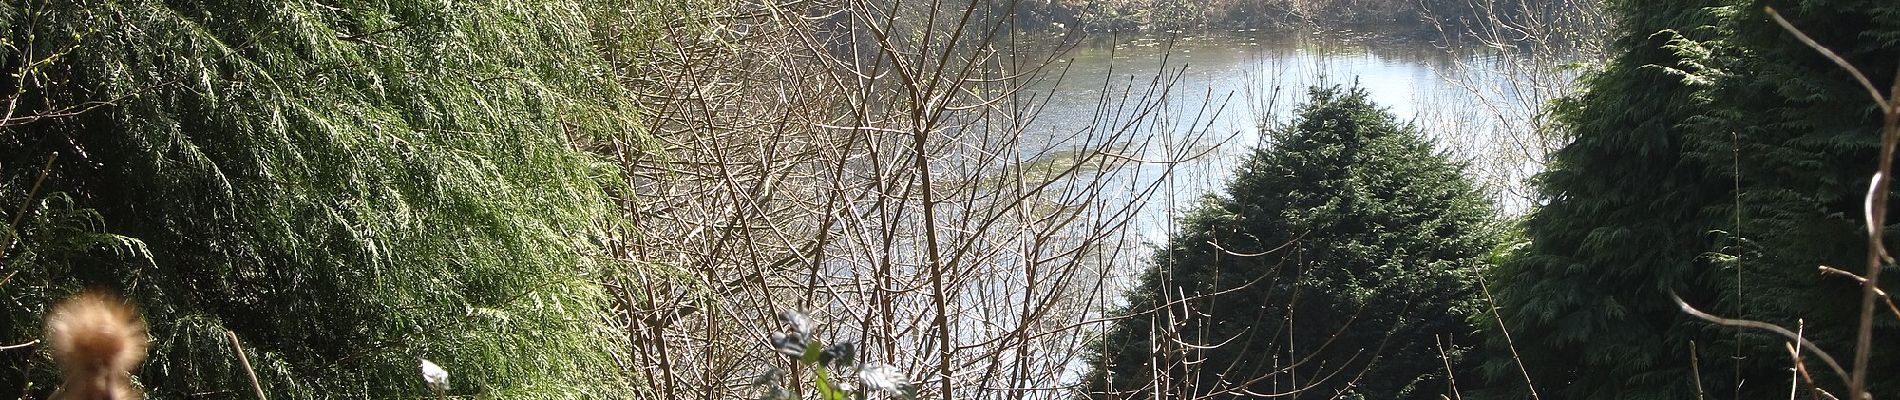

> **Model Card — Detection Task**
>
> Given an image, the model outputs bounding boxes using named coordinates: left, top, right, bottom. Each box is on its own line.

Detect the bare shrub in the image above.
left=600, top=2, right=1224, bottom=398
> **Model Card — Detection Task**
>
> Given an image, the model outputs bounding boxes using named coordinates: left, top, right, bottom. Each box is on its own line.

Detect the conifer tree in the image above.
left=1479, top=1, right=1900, bottom=398
left=1088, top=86, right=1499, bottom=399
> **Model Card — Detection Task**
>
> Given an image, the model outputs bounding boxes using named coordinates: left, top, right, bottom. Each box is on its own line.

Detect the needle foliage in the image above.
left=1089, top=86, right=1499, bottom=399
left=1478, top=0, right=1900, bottom=398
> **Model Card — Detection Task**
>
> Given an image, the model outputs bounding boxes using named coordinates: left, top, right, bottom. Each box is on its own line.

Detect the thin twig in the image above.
left=1764, top=8, right=1887, bottom=106
left=0, top=152, right=58, bottom=268
left=0, top=339, right=38, bottom=351
left=1435, top=334, right=1462, bottom=400
left=1673, top=293, right=1849, bottom=388
left=1788, top=321, right=1821, bottom=400
left=1766, top=8, right=1900, bottom=399
left=1473, top=271, right=1539, bottom=400
left=226, top=330, right=268, bottom=400
left=1818, top=266, right=1900, bottom=320
left=1690, top=340, right=1707, bottom=400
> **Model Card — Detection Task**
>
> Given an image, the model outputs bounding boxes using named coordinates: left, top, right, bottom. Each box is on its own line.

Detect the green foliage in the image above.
left=756, top=312, right=918, bottom=400
left=0, top=0, right=652, bottom=397
left=1088, top=86, right=1500, bottom=399
left=1478, top=0, right=1900, bottom=398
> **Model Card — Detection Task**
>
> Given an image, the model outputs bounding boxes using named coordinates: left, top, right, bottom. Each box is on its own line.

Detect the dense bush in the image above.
left=0, top=0, right=650, bottom=397
left=1088, top=86, right=1499, bottom=399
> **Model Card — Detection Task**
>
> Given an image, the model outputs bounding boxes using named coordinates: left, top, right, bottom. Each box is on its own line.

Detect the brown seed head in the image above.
left=44, top=290, right=148, bottom=400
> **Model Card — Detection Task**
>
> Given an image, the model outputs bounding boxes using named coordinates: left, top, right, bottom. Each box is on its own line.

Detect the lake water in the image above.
left=1011, top=31, right=1565, bottom=246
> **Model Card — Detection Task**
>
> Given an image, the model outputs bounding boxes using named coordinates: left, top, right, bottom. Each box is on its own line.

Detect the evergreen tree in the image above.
left=1088, top=86, right=1499, bottom=399
left=1479, top=0, right=1900, bottom=398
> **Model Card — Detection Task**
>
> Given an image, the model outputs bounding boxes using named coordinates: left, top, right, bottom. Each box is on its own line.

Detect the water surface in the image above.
left=1012, top=31, right=1554, bottom=246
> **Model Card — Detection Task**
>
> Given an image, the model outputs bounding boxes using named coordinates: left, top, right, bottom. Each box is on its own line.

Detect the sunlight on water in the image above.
left=996, top=31, right=1575, bottom=301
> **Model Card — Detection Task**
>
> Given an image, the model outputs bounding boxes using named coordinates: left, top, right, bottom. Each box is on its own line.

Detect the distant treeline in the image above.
left=1008, top=0, right=1595, bottom=39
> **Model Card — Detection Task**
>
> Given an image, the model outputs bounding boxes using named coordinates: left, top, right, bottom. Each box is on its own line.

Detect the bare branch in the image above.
left=1763, top=7, right=1886, bottom=106
left=0, top=339, right=38, bottom=351
left=1672, top=293, right=1850, bottom=388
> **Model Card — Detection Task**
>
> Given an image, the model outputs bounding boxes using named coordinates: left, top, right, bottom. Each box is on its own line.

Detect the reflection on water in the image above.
left=1012, top=31, right=1562, bottom=245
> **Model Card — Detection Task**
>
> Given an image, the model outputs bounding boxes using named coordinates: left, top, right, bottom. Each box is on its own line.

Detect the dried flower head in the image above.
left=857, top=363, right=912, bottom=395
left=769, top=331, right=808, bottom=358
left=45, top=290, right=148, bottom=400
left=768, top=310, right=816, bottom=359
left=778, top=310, right=813, bottom=338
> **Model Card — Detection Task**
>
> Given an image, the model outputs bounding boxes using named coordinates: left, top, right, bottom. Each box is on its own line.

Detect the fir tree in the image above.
left=1479, top=0, right=1900, bottom=398
left=1088, top=86, right=1499, bottom=399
